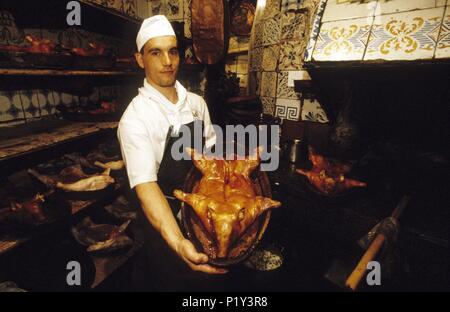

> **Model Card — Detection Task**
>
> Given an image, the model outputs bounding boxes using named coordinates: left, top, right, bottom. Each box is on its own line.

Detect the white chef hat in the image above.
left=136, top=15, right=176, bottom=52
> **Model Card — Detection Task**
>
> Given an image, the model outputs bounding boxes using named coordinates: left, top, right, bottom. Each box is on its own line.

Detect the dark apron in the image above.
left=131, top=119, right=226, bottom=291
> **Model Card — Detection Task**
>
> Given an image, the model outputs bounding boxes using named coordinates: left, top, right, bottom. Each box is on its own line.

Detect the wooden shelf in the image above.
left=0, top=68, right=142, bottom=77
left=0, top=119, right=117, bottom=161
left=0, top=183, right=125, bottom=256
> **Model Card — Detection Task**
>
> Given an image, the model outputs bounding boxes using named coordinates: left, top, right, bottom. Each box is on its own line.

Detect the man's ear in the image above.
left=134, top=52, right=144, bottom=69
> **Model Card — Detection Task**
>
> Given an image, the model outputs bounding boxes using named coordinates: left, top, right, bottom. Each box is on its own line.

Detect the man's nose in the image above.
left=161, top=52, right=172, bottom=66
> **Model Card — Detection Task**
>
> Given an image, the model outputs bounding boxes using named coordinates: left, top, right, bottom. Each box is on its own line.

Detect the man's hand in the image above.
left=176, top=238, right=228, bottom=274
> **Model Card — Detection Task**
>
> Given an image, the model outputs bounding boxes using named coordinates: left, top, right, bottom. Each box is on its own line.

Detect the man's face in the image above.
left=135, top=36, right=180, bottom=88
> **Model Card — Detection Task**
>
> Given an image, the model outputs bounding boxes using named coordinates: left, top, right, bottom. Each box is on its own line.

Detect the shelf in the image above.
left=0, top=0, right=141, bottom=41
left=0, top=68, right=142, bottom=77
left=0, top=118, right=117, bottom=161
left=0, top=183, right=124, bottom=256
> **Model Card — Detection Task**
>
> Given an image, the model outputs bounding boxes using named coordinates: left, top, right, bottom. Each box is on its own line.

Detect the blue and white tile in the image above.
left=365, top=7, right=444, bottom=60
left=375, top=0, right=437, bottom=15
left=313, top=16, right=372, bottom=61
left=20, top=90, right=40, bottom=119
left=435, top=5, right=450, bottom=58
left=304, top=0, right=327, bottom=62
left=301, top=98, right=329, bottom=123
left=275, top=98, right=301, bottom=121
left=322, top=0, right=378, bottom=23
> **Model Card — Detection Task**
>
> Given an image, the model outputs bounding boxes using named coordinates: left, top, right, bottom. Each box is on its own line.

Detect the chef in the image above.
left=117, top=15, right=227, bottom=291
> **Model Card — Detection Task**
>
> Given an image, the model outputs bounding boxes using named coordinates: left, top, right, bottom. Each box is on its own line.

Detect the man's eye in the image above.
left=170, top=50, right=179, bottom=56
left=151, top=51, right=160, bottom=56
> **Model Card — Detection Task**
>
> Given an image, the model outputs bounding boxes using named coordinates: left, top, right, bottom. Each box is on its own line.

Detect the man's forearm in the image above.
left=135, top=182, right=184, bottom=252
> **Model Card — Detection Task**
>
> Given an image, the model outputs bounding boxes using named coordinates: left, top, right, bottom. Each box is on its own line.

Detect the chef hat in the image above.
left=136, top=15, right=176, bottom=52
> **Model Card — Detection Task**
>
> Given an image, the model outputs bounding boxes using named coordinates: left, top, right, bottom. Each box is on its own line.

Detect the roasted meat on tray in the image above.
left=174, top=148, right=281, bottom=260
left=296, top=146, right=367, bottom=195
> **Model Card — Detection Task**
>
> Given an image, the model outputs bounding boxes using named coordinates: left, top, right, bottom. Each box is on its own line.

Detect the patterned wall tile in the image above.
left=376, top=0, right=437, bottom=16
left=281, top=11, right=308, bottom=41
left=313, top=16, right=372, bottom=61
left=304, top=0, right=327, bottom=62
left=275, top=98, right=301, bottom=121
left=150, top=0, right=164, bottom=15
left=281, top=0, right=304, bottom=14
left=122, top=0, right=138, bottom=18
left=434, top=5, right=450, bottom=58
left=262, top=15, right=281, bottom=46
left=261, top=96, right=276, bottom=115
left=301, top=98, right=329, bottom=123
left=262, top=44, right=280, bottom=71
left=166, top=0, right=184, bottom=21
left=263, top=0, right=282, bottom=19
left=20, top=90, right=41, bottom=119
left=136, top=0, right=150, bottom=19
left=39, top=90, right=56, bottom=116
left=277, top=71, right=301, bottom=99
left=279, top=39, right=306, bottom=70
left=365, top=7, right=444, bottom=60
left=322, top=0, right=378, bottom=23
left=107, top=0, right=123, bottom=12
left=260, top=71, right=278, bottom=97
left=0, top=91, right=25, bottom=123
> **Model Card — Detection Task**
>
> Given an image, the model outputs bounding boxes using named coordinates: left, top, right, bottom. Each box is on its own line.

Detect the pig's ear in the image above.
left=258, top=197, right=282, bottom=211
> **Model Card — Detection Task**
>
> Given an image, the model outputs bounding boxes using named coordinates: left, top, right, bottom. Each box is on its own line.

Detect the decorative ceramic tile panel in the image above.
left=279, top=39, right=307, bottom=69
left=166, top=0, right=183, bottom=21
left=263, top=0, right=282, bottom=19
left=304, top=0, right=327, bottom=62
left=301, top=98, right=328, bottom=122
left=435, top=5, right=450, bottom=58
left=262, top=15, right=281, bottom=46
left=20, top=90, right=40, bottom=119
left=122, top=0, right=138, bottom=18
left=281, top=0, right=304, bottom=14
left=322, top=0, right=378, bottom=23
left=0, top=91, right=25, bottom=123
left=261, top=96, right=276, bottom=115
left=262, top=44, right=280, bottom=71
left=313, top=17, right=372, bottom=61
left=365, top=7, right=444, bottom=60
left=281, top=11, right=307, bottom=40
left=260, top=71, right=278, bottom=97
left=275, top=98, right=301, bottom=121
left=376, top=0, right=437, bottom=15
left=150, top=0, right=163, bottom=15
left=277, top=71, right=301, bottom=99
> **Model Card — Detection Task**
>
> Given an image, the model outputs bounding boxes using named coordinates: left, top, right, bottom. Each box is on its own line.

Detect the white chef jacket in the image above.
left=117, top=79, right=216, bottom=189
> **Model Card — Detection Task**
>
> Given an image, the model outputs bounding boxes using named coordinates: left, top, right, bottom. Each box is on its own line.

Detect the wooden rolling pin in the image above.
left=345, top=195, right=411, bottom=291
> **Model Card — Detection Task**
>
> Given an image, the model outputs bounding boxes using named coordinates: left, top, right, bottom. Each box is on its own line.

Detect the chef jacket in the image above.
left=117, top=79, right=216, bottom=189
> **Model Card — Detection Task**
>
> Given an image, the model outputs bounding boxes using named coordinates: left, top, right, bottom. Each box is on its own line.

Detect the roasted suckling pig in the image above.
left=174, top=148, right=281, bottom=259
left=28, top=165, right=114, bottom=192
left=10, top=194, right=46, bottom=222
left=296, top=147, right=366, bottom=195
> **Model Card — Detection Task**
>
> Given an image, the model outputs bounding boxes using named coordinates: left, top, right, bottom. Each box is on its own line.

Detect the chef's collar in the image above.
left=140, top=78, right=187, bottom=111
